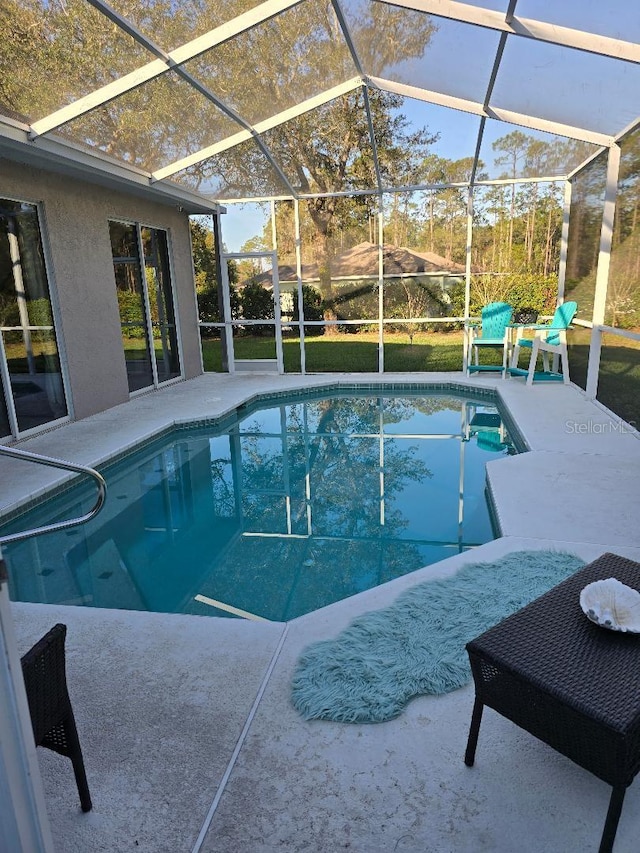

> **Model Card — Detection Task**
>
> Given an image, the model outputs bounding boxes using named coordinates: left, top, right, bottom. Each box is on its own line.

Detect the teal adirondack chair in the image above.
left=509, top=301, right=577, bottom=385
left=466, top=302, right=513, bottom=377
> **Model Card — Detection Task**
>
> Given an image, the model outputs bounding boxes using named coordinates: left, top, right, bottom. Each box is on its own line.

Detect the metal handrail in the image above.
left=0, top=446, right=106, bottom=546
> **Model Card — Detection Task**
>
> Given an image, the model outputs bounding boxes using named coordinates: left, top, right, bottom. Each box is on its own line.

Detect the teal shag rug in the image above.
left=291, top=550, right=585, bottom=723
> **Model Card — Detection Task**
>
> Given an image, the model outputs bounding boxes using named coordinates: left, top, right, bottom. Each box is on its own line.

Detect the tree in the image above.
left=493, top=131, right=530, bottom=259
left=190, top=218, right=217, bottom=294
left=189, top=5, right=439, bottom=330
left=267, top=90, right=439, bottom=332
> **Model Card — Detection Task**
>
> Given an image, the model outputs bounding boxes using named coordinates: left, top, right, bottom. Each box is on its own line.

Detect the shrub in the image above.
left=240, top=280, right=274, bottom=335
left=292, top=284, right=324, bottom=336
left=449, top=274, right=559, bottom=318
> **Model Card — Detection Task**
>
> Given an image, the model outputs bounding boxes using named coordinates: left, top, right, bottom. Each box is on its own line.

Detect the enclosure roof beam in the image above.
left=152, top=78, right=362, bottom=181
left=331, top=0, right=384, bottom=194
left=566, top=146, right=609, bottom=179
left=504, top=0, right=518, bottom=26
left=567, top=112, right=640, bottom=178
left=31, top=0, right=300, bottom=197
left=381, top=0, right=640, bottom=64
left=470, top=117, right=486, bottom=187
left=614, top=114, right=640, bottom=144
left=85, top=0, right=297, bottom=195
left=362, top=86, right=384, bottom=195
left=483, top=31, right=509, bottom=113
left=331, top=0, right=366, bottom=79
left=470, top=0, right=515, bottom=186
left=369, top=77, right=614, bottom=147
left=157, top=69, right=610, bottom=185
left=470, top=24, right=510, bottom=185
left=29, top=0, right=303, bottom=139
left=219, top=173, right=567, bottom=204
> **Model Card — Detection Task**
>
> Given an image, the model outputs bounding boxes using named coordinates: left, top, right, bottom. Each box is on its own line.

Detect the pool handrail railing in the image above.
left=0, top=446, right=106, bottom=546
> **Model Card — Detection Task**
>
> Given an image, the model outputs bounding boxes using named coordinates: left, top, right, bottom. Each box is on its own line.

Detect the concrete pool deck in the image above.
left=3, top=371, right=640, bottom=852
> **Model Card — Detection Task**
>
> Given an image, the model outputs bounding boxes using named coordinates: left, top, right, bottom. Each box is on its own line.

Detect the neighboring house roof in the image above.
left=252, top=242, right=467, bottom=285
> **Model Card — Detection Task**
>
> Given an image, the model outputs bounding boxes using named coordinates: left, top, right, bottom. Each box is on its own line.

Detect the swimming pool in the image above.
left=1, top=387, right=521, bottom=621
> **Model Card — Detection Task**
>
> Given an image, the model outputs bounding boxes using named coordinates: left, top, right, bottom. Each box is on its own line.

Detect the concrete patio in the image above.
left=4, top=371, right=640, bottom=853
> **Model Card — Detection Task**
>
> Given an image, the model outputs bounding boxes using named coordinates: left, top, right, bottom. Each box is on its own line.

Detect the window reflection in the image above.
left=109, top=220, right=181, bottom=392
left=109, top=220, right=154, bottom=393
left=142, top=228, right=181, bottom=383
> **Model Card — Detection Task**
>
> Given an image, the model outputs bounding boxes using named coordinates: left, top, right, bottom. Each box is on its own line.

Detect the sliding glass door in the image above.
left=109, top=220, right=153, bottom=392
left=141, top=227, right=180, bottom=384
left=109, top=221, right=181, bottom=393
left=0, top=198, right=68, bottom=437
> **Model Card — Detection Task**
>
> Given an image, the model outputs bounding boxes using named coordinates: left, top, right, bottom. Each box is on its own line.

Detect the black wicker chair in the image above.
left=20, top=623, right=92, bottom=812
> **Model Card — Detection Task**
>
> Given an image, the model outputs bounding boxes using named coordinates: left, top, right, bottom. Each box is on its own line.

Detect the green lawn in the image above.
left=201, top=330, right=466, bottom=373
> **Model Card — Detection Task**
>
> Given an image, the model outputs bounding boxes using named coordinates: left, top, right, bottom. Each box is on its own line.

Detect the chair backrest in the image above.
left=21, top=623, right=69, bottom=744
left=546, top=301, right=577, bottom=345
left=481, top=302, right=513, bottom=339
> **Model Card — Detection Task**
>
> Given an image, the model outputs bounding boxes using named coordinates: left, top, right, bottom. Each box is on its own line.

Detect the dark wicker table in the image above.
left=465, top=552, right=640, bottom=853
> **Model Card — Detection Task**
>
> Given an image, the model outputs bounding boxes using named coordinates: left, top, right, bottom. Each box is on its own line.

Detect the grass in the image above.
left=201, top=330, right=465, bottom=373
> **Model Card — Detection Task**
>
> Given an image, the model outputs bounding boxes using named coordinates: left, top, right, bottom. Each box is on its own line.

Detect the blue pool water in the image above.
left=1, top=389, right=520, bottom=621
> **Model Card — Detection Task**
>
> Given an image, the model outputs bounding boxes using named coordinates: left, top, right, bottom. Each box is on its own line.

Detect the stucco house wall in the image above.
left=1, top=158, right=202, bottom=422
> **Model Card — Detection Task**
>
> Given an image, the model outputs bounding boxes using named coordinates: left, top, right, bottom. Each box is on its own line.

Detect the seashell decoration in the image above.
left=580, top=578, right=640, bottom=633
